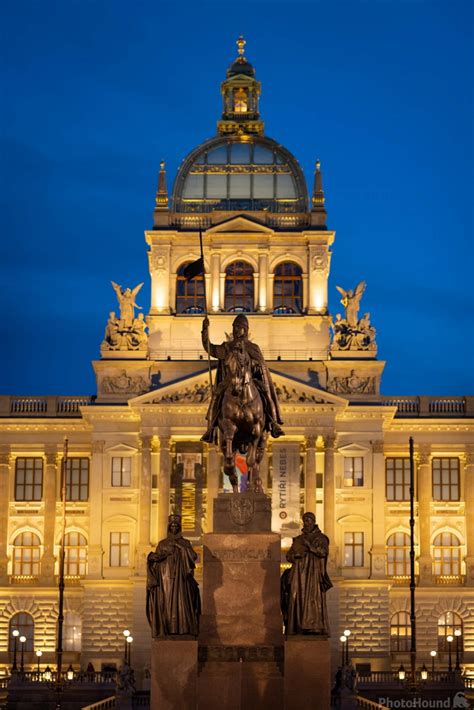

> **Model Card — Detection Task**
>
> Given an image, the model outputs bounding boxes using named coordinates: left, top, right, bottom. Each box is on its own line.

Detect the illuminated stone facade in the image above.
left=0, top=40, right=473, bottom=687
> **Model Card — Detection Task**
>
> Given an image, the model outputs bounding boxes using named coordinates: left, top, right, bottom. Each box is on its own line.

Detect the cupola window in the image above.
left=234, top=88, right=248, bottom=113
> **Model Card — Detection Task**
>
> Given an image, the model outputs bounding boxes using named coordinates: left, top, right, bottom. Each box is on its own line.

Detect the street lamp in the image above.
left=339, top=635, right=347, bottom=667
left=398, top=664, right=406, bottom=681
left=421, top=664, right=428, bottom=681
left=430, top=650, right=437, bottom=677
left=36, top=650, right=43, bottom=677
left=122, top=630, right=130, bottom=663
left=11, top=629, right=19, bottom=672
left=454, top=629, right=462, bottom=671
left=447, top=635, right=453, bottom=673
left=66, top=664, right=74, bottom=681
left=343, top=629, right=351, bottom=666
left=19, top=636, right=26, bottom=673
left=126, top=635, right=133, bottom=666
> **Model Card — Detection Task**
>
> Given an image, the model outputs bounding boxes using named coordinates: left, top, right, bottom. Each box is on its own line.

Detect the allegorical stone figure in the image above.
left=146, top=514, right=201, bottom=637
left=281, top=511, right=333, bottom=635
left=111, top=281, right=144, bottom=326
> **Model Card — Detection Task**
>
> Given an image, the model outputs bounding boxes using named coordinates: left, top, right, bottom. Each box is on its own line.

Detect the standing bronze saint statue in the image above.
left=281, top=512, right=333, bottom=635
left=201, top=314, right=284, bottom=492
left=146, top=515, right=201, bottom=637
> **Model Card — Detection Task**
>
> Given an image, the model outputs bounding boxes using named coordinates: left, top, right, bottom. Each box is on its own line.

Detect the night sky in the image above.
left=2, top=1, right=472, bottom=396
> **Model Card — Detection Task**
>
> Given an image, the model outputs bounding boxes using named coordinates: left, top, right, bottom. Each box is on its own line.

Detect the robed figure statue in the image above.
left=201, top=314, right=284, bottom=492
left=146, top=514, right=201, bottom=637
left=281, top=512, right=333, bottom=635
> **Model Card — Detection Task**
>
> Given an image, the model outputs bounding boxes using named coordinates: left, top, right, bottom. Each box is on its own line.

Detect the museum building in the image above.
left=0, top=39, right=473, bottom=685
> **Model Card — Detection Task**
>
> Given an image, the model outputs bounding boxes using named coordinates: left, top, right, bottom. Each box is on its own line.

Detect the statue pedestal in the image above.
left=283, top=636, right=331, bottom=710
left=151, top=638, right=197, bottom=710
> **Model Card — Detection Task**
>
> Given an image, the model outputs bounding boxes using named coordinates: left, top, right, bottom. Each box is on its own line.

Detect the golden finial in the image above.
left=160, top=160, right=165, bottom=171
left=316, top=159, right=321, bottom=172
left=236, top=35, right=246, bottom=59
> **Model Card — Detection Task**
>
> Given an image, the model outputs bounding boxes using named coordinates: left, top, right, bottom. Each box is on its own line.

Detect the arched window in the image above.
left=225, top=261, right=254, bottom=312
left=433, top=532, right=461, bottom=577
left=273, top=262, right=302, bottom=313
left=176, top=263, right=205, bottom=314
left=390, top=611, right=411, bottom=652
left=13, top=532, right=41, bottom=578
left=9, top=612, right=34, bottom=652
left=64, top=611, right=82, bottom=652
left=438, top=612, right=463, bottom=652
left=64, top=532, right=87, bottom=578
left=387, top=533, right=410, bottom=577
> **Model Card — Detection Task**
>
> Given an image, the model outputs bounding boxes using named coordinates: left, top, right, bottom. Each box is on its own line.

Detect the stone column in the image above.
left=137, top=435, right=153, bottom=575
left=0, top=449, right=11, bottom=582
left=463, top=447, right=474, bottom=586
left=258, top=251, right=268, bottom=312
left=88, top=440, right=105, bottom=579
left=157, top=437, right=172, bottom=542
left=315, top=437, right=325, bottom=528
left=370, top=440, right=387, bottom=579
left=150, top=437, right=160, bottom=546
left=417, top=445, right=433, bottom=585
left=211, top=252, right=220, bottom=312
left=323, top=434, right=337, bottom=572
left=42, top=449, right=59, bottom=583
left=219, top=272, right=226, bottom=311
left=267, top=273, right=275, bottom=312
left=206, top=445, right=220, bottom=533
left=305, top=436, right=316, bottom=513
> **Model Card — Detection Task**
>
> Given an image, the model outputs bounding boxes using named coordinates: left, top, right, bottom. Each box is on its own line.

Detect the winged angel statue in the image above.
left=111, top=281, right=144, bottom=327
left=336, top=281, right=366, bottom=327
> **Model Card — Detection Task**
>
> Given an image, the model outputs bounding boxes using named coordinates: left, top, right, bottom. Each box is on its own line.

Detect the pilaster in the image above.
left=157, top=436, right=172, bottom=542
left=258, top=251, right=268, bottom=311
left=0, top=449, right=11, bottom=582
left=323, top=434, right=337, bottom=572
left=42, top=448, right=59, bottom=582
left=136, top=434, right=153, bottom=576
left=370, top=440, right=387, bottom=579
left=211, top=252, right=220, bottom=312
left=463, top=447, right=474, bottom=586
left=417, top=445, right=433, bottom=585
left=304, top=435, right=316, bottom=514
left=88, top=440, right=105, bottom=579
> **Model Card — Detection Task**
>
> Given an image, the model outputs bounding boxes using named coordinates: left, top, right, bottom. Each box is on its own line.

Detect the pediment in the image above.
left=104, top=443, right=139, bottom=454
left=337, top=443, right=371, bottom=456
left=206, top=215, right=273, bottom=235
left=129, top=369, right=347, bottom=408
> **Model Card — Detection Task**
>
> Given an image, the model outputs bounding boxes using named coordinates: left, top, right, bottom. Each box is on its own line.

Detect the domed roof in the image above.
left=227, top=57, right=255, bottom=78
left=172, top=135, right=308, bottom=216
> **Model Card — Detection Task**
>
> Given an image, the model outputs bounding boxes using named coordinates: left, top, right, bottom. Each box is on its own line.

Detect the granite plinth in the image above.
left=213, top=492, right=271, bottom=533
left=200, top=532, right=283, bottom=645
left=284, top=636, right=331, bottom=709
left=151, top=638, right=197, bottom=710
left=198, top=658, right=283, bottom=710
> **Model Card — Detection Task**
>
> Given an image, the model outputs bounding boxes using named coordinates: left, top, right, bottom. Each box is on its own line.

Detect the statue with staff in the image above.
left=184, top=232, right=285, bottom=493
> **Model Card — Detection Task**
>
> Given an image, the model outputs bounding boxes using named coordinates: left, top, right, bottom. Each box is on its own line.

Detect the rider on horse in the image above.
left=201, top=314, right=285, bottom=445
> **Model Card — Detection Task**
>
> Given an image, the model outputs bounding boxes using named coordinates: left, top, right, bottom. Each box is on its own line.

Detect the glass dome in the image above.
left=172, top=136, right=308, bottom=214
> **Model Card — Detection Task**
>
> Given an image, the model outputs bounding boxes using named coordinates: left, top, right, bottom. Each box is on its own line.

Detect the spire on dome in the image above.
left=155, top=160, right=168, bottom=211
left=311, top=159, right=327, bottom=227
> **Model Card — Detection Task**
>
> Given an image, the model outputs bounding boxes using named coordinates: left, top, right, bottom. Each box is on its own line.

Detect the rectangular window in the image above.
left=182, top=174, right=204, bottom=198
left=432, top=458, right=460, bottom=501
left=253, top=174, right=274, bottom=198
left=344, top=532, right=364, bottom=567
left=109, top=532, right=130, bottom=567
left=15, top=458, right=43, bottom=501
left=343, top=457, right=364, bottom=487
left=386, top=458, right=410, bottom=501
left=229, top=174, right=251, bottom=198
left=65, top=458, right=89, bottom=501
left=111, top=457, right=131, bottom=487
left=206, top=174, right=227, bottom=198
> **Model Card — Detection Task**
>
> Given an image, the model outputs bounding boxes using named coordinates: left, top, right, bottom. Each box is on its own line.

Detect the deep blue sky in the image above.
left=1, top=1, right=473, bottom=396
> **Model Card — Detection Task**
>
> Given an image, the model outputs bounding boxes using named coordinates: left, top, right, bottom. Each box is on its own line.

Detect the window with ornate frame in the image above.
left=12, top=532, right=41, bottom=577
left=64, top=532, right=87, bottom=577
left=433, top=532, right=461, bottom=577
left=176, top=263, right=205, bottom=314
left=386, top=532, right=410, bottom=577
left=432, top=458, right=460, bottom=501
left=343, top=457, right=364, bottom=487
left=109, top=532, right=130, bottom=567
left=438, top=612, right=463, bottom=652
left=64, top=611, right=82, bottom=652
left=343, top=532, right=364, bottom=567
left=224, top=261, right=254, bottom=312
left=386, top=458, right=410, bottom=501
left=273, top=262, right=303, bottom=313
left=15, top=457, right=43, bottom=501
left=65, top=458, right=89, bottom=501
left=390, top=611, right=411, bottom=652
left=111, top=457, right=132, bottom=487
left=9, top=612, right=34, bottom=652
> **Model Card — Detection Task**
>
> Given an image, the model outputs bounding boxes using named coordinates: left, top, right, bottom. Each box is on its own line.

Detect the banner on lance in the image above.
left=271, top=442, right=301, bottom=540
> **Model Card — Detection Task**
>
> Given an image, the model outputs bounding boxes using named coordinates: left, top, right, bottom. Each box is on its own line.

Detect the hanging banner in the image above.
left=271, top=442, right=301, bottom=538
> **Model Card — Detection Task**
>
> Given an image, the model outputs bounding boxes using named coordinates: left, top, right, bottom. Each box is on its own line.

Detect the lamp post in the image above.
left=339, top=635, right=346, bottom=667
left=126, top=636, right=133, bottom=666
left=421, top=664, right=428, bottom=681
left=66, top=664, right=74, bottom=681
left=454, top=629, right=462, bottom=671
left=343, top=629, right=351, bottom=666
left=123, top=630, right=130, bottom=663
left=447, top=635, right=453, bottom=673
left=36, top=650, right=43, bottom=678
left=398, top=664, right=406, bottom=681
left=19, top=635, right=26, bottom=673
left=430, top=650, right=437, bottom=677
left=12, top=629, right=19, bottom=672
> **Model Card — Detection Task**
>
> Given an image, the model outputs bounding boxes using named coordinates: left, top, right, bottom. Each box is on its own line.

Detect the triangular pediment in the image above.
left=206, top=215, right=273, bottom=235
left=337, top=442, right=371, bottom=456
left=105, top=443, right=139, bottom=454
left=129, top=369, right=347, bottom=408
